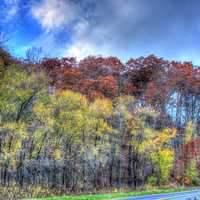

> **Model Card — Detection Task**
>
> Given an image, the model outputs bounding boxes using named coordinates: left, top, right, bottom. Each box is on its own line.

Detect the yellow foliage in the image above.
left=96, top=119, right=113, bottom=136
left=33, top=102, right=54, bottom=127
left=154, top=128, right=177, bottom=148
left=13, top=140, right=22, bottom=154
left=89, top=98, right=113, bottom=117
left=151, top=149, right=174, bottom=183
left=136, top=107, right=158, bottom=118
left=185, top=121, right=196, bottom=143
left=53, top=149, right=62, bottom=160
left=10, top=159, right=17, bottom=170
left=56, top=90, right=88, bottom=109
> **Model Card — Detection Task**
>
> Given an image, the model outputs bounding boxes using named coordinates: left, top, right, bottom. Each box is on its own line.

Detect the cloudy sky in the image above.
left=1, top=0, right=200, bottom=63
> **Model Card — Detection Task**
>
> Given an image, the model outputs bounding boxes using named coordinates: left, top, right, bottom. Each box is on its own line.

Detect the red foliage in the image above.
left=169, top=61, right=200, bottom=94
left=180, top=138, right=200, bottom=165
left=79, top=56, right=124, bottom=79
left=174, top=138, right=200, bottom=181
left=123, top=55, right=168, bottom=96
left=38, top=55, right=200, bottom=103
left=77, top=79, right=97, bottom=96
left=0, top=47, right=15, bottom=66
left=97, top=75, right=118, bottom=98
left=88, top=90, right=105, bottom=101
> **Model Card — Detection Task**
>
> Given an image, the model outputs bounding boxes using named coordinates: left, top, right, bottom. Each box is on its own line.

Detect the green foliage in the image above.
left=0, top=64, right=48, bottom=166
left=147, top=176, right=157, bottom=186
left=151, top=149, right=174, bottom=184
left=0, top=64, right=48, bottom=122
left=112, top=96, right=176, bottom=186
left=184, top=121, right=196, bottom=143
left=185, top=160, right=199, bottom=185
left=0, top=58, right=193, bottom=196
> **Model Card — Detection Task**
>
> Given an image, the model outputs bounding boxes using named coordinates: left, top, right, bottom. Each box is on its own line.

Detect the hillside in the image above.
left=0, top=48, right=200, bottom=198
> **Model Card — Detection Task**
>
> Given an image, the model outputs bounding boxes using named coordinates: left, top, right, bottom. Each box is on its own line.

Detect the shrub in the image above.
left=147, top=176, right=157, bottom=186
left=185, top=160, right=199, bottom=185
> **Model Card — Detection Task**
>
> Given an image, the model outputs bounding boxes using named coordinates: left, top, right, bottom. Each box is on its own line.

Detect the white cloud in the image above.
left=8, top=0, right=19, bottom=17
left=63, top=20, right=111, bottom=59
left=1, top=0, right=20, bottom=22
left=30, top=0, right=115, bottom=59
left=29, top=0, right=119, bottom=59
left=31, top=0, right=77, bottom=32
left=65, top=41, right=102, bottom=59
left=28, top=0, right=152, bottom=60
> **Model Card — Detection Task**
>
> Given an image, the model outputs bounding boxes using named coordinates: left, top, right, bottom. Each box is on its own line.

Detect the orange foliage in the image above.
left=174, top=138, right=200, bottom=183
left=97, top=75, right=118, bottom=98
left=38, top=55, right=199, bottom=103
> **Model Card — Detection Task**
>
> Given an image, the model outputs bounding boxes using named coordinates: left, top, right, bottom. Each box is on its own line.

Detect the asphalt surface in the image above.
left=117, top=189, right=200, bottom=200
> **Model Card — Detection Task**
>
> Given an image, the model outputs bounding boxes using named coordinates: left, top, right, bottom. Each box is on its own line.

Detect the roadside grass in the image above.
left=25, top=187, right=186, bottom=200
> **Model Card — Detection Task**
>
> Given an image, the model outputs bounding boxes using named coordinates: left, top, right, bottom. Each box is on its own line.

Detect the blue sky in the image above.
left=1, top=0, right=200, bottom=64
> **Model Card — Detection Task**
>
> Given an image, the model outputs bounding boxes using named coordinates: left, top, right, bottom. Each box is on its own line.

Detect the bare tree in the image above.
left=25, top=46, right=43, bottom=64
left=0, top=30, right=9, bottom=48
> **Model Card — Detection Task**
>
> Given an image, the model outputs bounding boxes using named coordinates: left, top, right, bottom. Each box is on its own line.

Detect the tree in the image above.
left=112, top=96, right=176, bottom=187
left=25, top=47, right=43, bottom=64
left=184, top=121, right=196, bottom=143
left=0, top=49, right=199, bottom=196
left=0, top=64, right=48, bottom=186
left=185, top=160, right=199, bottom=185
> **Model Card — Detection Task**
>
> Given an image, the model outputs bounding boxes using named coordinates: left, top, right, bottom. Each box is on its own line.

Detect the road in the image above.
left=117, top=189, right=200, bottom=200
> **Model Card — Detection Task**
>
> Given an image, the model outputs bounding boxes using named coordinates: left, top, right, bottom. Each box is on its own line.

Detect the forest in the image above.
left=0, top=46, right=200, bottom=198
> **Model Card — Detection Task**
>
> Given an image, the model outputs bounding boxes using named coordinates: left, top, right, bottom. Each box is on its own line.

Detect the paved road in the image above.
left=117, top=189, right=200, bottom=200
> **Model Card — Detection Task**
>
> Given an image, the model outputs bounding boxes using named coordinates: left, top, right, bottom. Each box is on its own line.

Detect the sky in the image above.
left=1, top=0, right=200, bottom=64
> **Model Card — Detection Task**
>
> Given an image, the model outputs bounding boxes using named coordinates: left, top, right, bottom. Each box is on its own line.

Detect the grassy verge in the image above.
left=25, top=187, right=187, bottom=200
